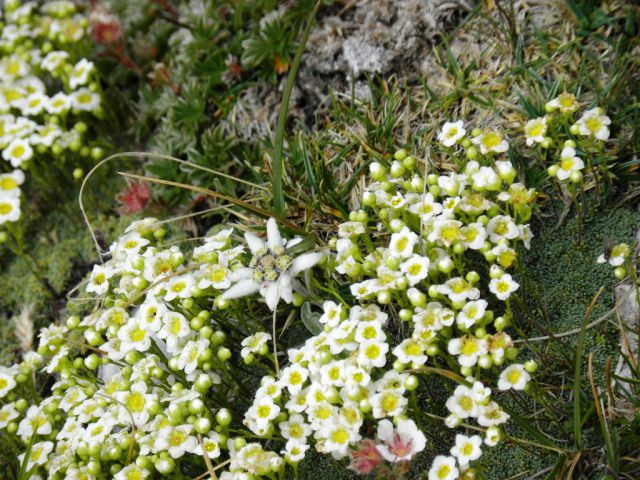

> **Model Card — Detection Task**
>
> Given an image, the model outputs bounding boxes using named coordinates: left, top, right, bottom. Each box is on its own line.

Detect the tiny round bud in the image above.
left=613, top=266, right=626, bottom=280
left=471, top=128, right=482, bottom=137
left=66, top=315, right=80, bottom=329
left=466, top=271, right=480, bottom=284
left=569, top=124, right=580, bottom=135
left=399, top=309, right=413, bottom=322
left=570, top=171, right=583, bottom=183
left=377, top=290, right=392, bottom=305
left=194, top=417, right=211, bottom=434
left=217, top=347, right=231, bottom=362
left=524, top=360, right=539, bottom=373
left=564, top=140, right=577, bottom=148
left=405, top=375, right=419, bottom=391
left=394, top=149, right=408, bottom=161
left=216, top=408, right=232, bottom=427
left=547, top=164, right=559, bottom=177
left=478, top=354, right=493, bottom=369
left=390, top=161, right=405, bottom=178
left=465, top=146, right=478, bottom=160
left=72, top=168, right=84, bottom=180
left=461, top=138, right=472, bottom=148
left=402, top=156, right=416, bottom=170
left=359, top=399, right=372, bottom=413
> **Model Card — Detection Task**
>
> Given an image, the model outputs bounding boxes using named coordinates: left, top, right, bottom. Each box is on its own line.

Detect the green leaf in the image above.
left=301, top=302, right=323, bottom=335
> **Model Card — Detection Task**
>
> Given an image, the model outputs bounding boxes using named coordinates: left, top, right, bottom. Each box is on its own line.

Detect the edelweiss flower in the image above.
left=222, top=218, right=324, bottom=310
left=376, top=418, right=426, bottom=462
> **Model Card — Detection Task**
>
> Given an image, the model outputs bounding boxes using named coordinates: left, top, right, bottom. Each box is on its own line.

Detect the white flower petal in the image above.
left=266, top=218, right=283, bottom=252
left=245, top=232, right=265, bottom=255
left=221, top=279, right=259, bottom=300
left=289, top=252, right=323, bottom=276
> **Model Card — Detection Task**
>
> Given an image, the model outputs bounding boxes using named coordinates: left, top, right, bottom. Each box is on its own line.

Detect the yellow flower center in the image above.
left=0, top=203, right=12, bottom=215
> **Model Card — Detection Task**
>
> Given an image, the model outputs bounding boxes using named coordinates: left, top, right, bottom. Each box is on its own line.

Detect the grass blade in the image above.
left=272, top=0, right=322, bottom=215
left=573, top=286, right=604, bottom=450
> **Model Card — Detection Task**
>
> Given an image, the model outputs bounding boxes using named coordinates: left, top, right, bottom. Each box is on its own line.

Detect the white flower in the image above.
left=163, top=274, right=195, bottom=301
left=450, top=434, right=482, bottom=466
left=437, top=277, right=480, bottom=303
left=86, top=264, right=113, bottom=295
left=0, top=402, right=19, bottom=428
left=438, top=121, right=466, bottom=146
left=156, top=425, right=198, bottom=458
left=576, top=108, right=610, bottom=140
left=157, top=311, right=190, bottom=350
left=17, top=441, right=53, bottom=472
left=357, top=340, right=388, bottom=368
left=0, top=370, right=16, bottom=398
left=17, top=406, right=51, bottom=439
left=0, top=196, right=21, bottom=224
left=0, top=169, right=24, bottom=197
left=456, top=299, right=488, bottom=329
left=428, top=455, right=459, bottom=480
left=489, top=273, right=519, bottom=300
left=498, top=364, right=530, bottom=391
left=319, top=301, right=343, bottom=327
left=556, top=146, right=584, bottom=181
left=389, top=226, right=418, bottom=258
left=117, top=319, right=152, bottom=352
left=69, top=59, right=94, bottom=89
left=282, top=438, right=309, bottom=463
left=400, top=254, right=430, bottom=286
left=41, top=51, right=69, bottom=72
left=193, top=432, right=223, bottom=459
left=371, top=389, right=407, bottom=418
left=114, top=464, right=150, bottom=480
left=478, top=401, right=510, bottom=427
left=524, top=117, right=547, bottom=146
left=597, top=243, right=630, bottom=267
left=279, top=414, right=312, bottom=442
left=22, top=92, right=47, bottom=115
left=487, top=215, right=520, bottom=243
left=279, top=364, right=309, bottom=394
left=177, top=339, right=210, bottom=374
left=241, top=332, right=271, bottom=359
left=545, top=92, right=579, bottom=113
left=448, top=336, right=488, bottom=367
left=3, top=137, right=32, bottom=167
left=393, top=338, right=427, bottom=366
left=472, top=129, right=509, bottom=154
left=222, top=218, right=324, bottom=310
left=374, top=418, right=426, bottom=463
left=44, top=92, right=71, bottom=114
left=70, top=88, right=101, bottom=112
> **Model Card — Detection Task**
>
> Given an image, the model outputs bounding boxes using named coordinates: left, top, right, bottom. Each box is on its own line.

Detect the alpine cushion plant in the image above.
left=0, top=115, right=547, bottom=479
left=0, top=0, right=105, bottom=233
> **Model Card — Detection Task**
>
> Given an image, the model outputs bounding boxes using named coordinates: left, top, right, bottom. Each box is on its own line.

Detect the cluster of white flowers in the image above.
left=0, top=121, right=544, bottom=478
left=0, top=0, right=104, bottom=227
left=239, top=124, right=538, bottom=477
left=0, top=215, right=325, bottom=479
left=518, top=93, right=611, bottom=186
